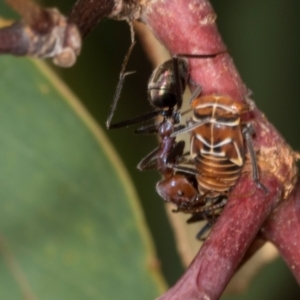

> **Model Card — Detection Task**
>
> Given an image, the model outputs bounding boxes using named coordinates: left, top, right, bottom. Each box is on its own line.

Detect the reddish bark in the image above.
left=0, top=0, right=82, bottom=67
left=69, top=0, right=115, bottom=37
left=137, top=0, right=299, bottom=299
left=262, top=179, right=300, bottom=284
left=157, top=175, right=282, bottom=299
left=2, top=0, right=299, bottom=298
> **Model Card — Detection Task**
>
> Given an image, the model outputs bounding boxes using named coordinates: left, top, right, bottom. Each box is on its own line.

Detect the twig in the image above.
left=134, top=0, right=299, bottom=299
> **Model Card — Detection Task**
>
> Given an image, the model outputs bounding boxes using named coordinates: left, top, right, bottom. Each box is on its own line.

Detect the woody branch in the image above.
left=0, top=0, right=128, bottom=66
left=58, top=0, right=300, bottom=297
left=136, top=0, right=299, bottom=299
left=1, top=0, right=299, bottom=298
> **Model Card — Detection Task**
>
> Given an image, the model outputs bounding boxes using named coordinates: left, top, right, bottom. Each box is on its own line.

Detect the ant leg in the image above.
left=176, top=52, right=227, bottom=60
left=134, top=123, right=160, bottom=135
left=138, top=140, right=185, bottom=171
left=106, top=23, right=136, bottom=128
left=172, top=191, right=210, bottom=214
left=189, top=208, right=221, bottom=240
left=187, top=209, right=218, bottom=224
left=166, top=141, right=185, bottom=164
left=135, top=118, right=186, bottom=135
left=196, top=197, right=227, bottom=213
left=196, top=223, right=213, bottom=241
left=196, top=211, right=221, bottom=241
left=242, top=123, right=269, bottom=194
left=137, top=147, right=160, bottom=171
left=180, top=107, right=193, bottom=116
left=108, top=110, right=163, bottom=129
left=175, top=196, right=227, bottom=214
left=186, top=194, right=223, bottom=211
left=188, top=81, right=202, bottom=104
left=107, top=21, right=167, bottom=130
left=167, top=163, right=198, bottom=176
left=172, top=53, right=207, bottom=109
left=106, top=46, right=135, bottom=128
left=170, top=117, right=210, bottom=137
left=174, top=51, right=227, bottom=107
left=186, top=212, right=209, bottom=223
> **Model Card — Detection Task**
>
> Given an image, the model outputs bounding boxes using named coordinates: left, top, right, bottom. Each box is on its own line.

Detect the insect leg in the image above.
left=166, top=141, right=185, bottom=164
left=188, top=79, right=202, bottom=104
left=196, top=222, right=213, bottom=241
left=175, top=196, right=227, bottom=214
left=170, top=118, right=210, bottom=137
left=187, top=211, right=217, bottom=240
left=139, top=141, right=185, bottom=171
left=134, top=123, right=159, bottom=135
left=242, top=123, right=269, bottom=194
left=176, top=52, right=227, bottom=60
left=172, top=52, right=224, bottom=109
left=137, top=147, right=160, bottom=171
left=106, top=26, right=136, bottom=128
left=167, top=164, right=198, bottom=176
left=187, top=201, right=223, bottom=240
left=175, top=51, right=227, bottom=105
left=186, top=211, right=210, bottom=223
left=108, top=110, right=162, bottom=129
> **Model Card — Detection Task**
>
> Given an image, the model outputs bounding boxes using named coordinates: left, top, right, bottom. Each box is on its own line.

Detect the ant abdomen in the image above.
left=147, top=58, right=189, bottom=109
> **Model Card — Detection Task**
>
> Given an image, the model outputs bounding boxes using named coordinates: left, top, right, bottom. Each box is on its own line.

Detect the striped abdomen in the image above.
left=190, top=95, right=249, bottom=196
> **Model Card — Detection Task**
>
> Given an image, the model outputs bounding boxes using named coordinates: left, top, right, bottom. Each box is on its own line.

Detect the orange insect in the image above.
left=170, top=95, right=268, bottom=214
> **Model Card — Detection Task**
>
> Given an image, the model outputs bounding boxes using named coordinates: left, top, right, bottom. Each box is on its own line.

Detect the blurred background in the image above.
left=40, top=0, right=300, bottom=298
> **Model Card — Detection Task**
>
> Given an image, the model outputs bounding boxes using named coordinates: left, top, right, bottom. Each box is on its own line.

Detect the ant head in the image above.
left=147, top=58, right=189, bottom=110
left=156, top=174, right=198, bottom=206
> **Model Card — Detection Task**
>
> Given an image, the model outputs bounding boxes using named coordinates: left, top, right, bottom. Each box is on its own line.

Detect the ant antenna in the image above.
left=106, top=21, right=136, bottom=128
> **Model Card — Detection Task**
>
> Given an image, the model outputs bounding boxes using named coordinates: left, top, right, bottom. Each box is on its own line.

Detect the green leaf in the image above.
left=0, top=49, right=166, bottom=300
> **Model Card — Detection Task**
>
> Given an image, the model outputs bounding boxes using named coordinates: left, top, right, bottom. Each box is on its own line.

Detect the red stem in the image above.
left=157, top=175, right=282, bottom=300
left=139, top=0, right=298, bottom=298
left=0, top=22, right=29, bottom=55
left=262, top=179, right=300, bottom=284
left=69, top=0, right=114, bottom=37
left=141, top=0, right=247, bottom=100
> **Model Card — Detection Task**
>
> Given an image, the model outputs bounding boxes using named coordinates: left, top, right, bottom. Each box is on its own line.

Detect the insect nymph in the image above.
left=170, top=94, right=268, bottom=215
left=191, top=95, right=252, bottom=196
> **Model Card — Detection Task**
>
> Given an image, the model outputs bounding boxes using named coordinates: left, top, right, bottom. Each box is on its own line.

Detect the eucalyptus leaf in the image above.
left=0, top=52, right=165, bottom=299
